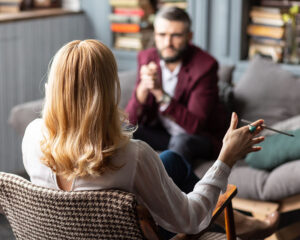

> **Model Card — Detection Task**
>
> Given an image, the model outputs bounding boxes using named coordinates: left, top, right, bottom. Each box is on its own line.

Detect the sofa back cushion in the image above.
left=234, top=56, right=300, bottom=125
left=118, top=70, right=137, bottom=109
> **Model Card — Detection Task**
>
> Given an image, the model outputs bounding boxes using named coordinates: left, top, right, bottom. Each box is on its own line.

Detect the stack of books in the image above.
left=109, top=0, right=155, bottom=51
left=0, top=0, right=23, bottom=13
left=158, top=0, right=187, bottom=10
left=247, top=6, right=286, bottom=62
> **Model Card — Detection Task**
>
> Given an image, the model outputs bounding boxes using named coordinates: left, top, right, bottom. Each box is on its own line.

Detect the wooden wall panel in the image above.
left=188, top=0, right=246, bottom=64
left=0, top=14, right=86, bottom=173
left=209, top=0, right=231, bottom=58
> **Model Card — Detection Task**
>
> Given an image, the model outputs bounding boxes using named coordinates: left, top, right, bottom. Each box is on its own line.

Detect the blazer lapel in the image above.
left=149, top=52, right=163, bottom=90
left=174, top=65, right=191, bottom=100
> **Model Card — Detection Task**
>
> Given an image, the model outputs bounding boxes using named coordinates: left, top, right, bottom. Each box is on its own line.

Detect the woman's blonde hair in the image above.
left=41, top=39, right=131, bottom=179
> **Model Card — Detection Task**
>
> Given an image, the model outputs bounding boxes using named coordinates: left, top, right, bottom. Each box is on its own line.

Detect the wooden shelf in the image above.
left=0, top=8, right=83, bottom=23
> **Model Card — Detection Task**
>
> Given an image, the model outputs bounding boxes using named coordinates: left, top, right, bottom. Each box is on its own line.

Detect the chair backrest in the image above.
left=0, top=172, right=147, bottom=240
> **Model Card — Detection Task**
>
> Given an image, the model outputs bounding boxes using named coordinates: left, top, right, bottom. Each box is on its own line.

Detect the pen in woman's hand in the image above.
left=241, top=119, right=294, bottom=137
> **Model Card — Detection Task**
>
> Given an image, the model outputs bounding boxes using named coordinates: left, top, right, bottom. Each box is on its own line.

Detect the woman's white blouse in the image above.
left=22, top=119, right=231, bottom=234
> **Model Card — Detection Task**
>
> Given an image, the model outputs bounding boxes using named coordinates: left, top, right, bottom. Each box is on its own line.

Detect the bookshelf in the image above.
left=246, top=0, right=300, bottom=64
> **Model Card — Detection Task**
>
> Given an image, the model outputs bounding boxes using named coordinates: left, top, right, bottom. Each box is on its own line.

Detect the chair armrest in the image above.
left=137, top=204, right=162, bottom=240
left=212, top=184, right=237, bottom=222
left=171, top=184, right=237, bottom=240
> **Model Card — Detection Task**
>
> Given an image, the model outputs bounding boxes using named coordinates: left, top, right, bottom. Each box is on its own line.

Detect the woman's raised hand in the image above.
left=218, top=112, right=265, bottom=168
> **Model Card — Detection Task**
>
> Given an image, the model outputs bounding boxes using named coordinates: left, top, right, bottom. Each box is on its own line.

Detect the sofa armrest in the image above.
left=8, top=99, right=44, bottom=137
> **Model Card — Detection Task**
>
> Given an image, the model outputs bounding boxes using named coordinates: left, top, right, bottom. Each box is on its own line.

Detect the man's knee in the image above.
left=159, top=150, right=190, bottom=186
left=160, top=150, right=183, bottom=166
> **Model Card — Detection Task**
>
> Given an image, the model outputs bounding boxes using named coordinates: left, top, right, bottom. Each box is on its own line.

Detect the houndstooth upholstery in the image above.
left=0, top=172, right=233, bottom=240
left=200, top=232, right=229, bottom=240
left=0, top=172, right=145, bottom=240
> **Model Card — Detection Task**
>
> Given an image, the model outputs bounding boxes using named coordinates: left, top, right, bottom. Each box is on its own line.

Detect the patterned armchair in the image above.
left=0, top=172, right=238, bottom=240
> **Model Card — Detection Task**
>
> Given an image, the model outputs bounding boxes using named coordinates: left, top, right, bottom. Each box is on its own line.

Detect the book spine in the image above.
left=259, top=0, right=291, bottom=8
left=109, top=0, right=147, bottom=8
left=111, top=23, right=141, bottom=33
left=247, top=24, right=284, bottom=39
left=250, top=10, right=283, bottom=20
left=114, top=8, right=145, bottom=17
left=109, top=14, right=141, bottom=24
left=251, top=17, right=284, bottom=27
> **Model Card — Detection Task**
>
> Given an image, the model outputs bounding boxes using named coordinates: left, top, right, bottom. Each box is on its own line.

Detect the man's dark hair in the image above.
left=154, top=6, right=191, bottom=32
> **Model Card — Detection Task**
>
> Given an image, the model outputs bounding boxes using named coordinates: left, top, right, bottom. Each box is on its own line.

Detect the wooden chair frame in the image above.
left=138, top=184, right=238, bottom=240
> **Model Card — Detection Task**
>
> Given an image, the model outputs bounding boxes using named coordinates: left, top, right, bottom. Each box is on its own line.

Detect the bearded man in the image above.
left=126, top=6, right=228, bottom=163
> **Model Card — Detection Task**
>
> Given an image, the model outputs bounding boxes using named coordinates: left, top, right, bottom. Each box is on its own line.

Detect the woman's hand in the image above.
left=218, top=112, right=265, bottom=168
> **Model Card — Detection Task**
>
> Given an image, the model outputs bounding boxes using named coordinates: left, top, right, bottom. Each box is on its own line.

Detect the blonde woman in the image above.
left=22, top=39, right=278, bottom=239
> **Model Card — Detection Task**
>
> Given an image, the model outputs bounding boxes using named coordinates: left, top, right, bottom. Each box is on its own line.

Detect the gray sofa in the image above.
left=8, top=56, right=300, bottom=203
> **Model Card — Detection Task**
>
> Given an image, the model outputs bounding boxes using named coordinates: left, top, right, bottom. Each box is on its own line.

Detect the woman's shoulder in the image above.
left=23, top=118, right=44, bottom=141
left=26, top=118, right=43, bottom=129
left=116, top=139, right=158, bottom=163
left=125, top=139, right=157, bottom=155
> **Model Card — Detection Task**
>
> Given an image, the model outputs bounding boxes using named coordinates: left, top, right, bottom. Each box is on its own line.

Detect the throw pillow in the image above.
left=245, top=128, right=300, bottom=170
left=234, top=55, right=300, bottom=126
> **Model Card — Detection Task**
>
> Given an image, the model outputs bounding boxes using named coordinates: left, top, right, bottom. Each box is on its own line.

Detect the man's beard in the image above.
left=158, top=45, right=188, bottom=63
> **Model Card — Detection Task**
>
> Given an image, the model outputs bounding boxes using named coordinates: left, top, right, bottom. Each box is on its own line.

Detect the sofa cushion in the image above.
left=228, top=159, right=300, bottom=201
left=234, top=56, right=300, bottom=126
left=245, top=129, right=300, bottom=170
